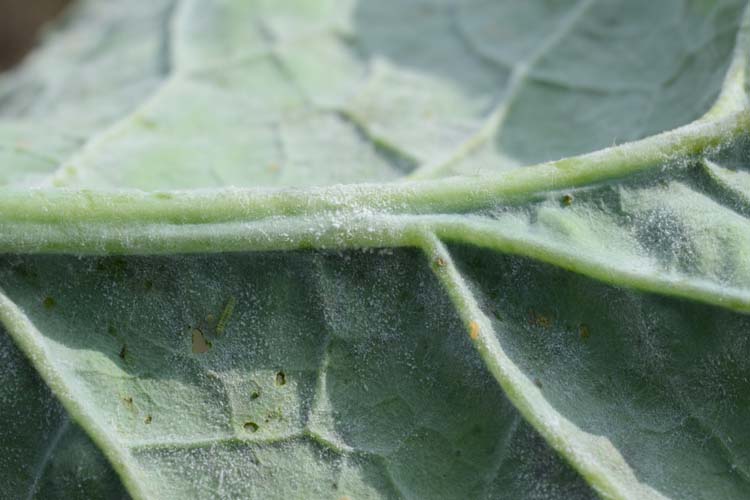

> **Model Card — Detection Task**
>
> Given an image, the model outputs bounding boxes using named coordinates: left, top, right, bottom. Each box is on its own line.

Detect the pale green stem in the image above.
left=1, top=110, right=747, bottom=226
left=431, top=218, right=750, bottom=314
left=2, top=211, right=749, bottom=315
left=0, top=216, right=421, bottom=254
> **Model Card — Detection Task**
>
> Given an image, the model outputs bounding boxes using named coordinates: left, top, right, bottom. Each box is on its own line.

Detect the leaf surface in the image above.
left=0, top=329, right=129, bottom=499
left=0, top=0, right=745, bottom=187
left=1, top=1, right=750, bottom=499
left=0, top=251, right=593, bottom=499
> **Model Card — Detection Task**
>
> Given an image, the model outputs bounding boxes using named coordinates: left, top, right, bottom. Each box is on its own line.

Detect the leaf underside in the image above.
left=1, top=1, right=750, bottom=499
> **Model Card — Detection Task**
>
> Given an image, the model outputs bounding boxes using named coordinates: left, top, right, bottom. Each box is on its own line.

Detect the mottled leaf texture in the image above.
left=0, top=1, right=749, bottom=499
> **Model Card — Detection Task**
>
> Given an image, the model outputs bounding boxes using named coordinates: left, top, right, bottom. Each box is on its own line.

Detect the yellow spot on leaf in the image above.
left=435, top=257, right=446, bottom=267
left=469, top=321, right=480, bottom=340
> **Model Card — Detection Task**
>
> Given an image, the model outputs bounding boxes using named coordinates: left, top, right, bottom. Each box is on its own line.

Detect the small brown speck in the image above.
left=119, top=345, right=127, bottom=360
left=534, top=378, right=543, bottom=388
left=269, top=163, right=281, bottom=173
left=244, top=421, right=259, bottom=432
left=435, top=257, right=446, bottom=267
left=562, top=194, right=574, bottom=206
left=528, top=310, right=551, bottom=329
left=122, top=397, right=133, bottom=405
left=250, top=391, right=260, bottom=400
left=144, top=415, right=152, bottom=424
left=275, top=371, right=287, bottom=386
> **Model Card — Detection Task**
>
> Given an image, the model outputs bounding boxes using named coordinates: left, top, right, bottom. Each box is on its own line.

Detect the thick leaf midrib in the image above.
left=1, top=109, right=746, bottom=229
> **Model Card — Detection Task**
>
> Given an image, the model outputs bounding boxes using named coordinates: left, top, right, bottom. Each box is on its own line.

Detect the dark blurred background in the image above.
left=0, top=0, right=70, bottom=71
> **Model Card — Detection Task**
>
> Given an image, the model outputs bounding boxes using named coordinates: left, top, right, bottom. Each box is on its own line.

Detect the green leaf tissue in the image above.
left=1, top=1, right=750, bottom=499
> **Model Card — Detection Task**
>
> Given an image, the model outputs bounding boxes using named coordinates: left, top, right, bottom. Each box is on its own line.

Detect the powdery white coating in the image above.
left=0, top=251, right=594, bottom=499
left=1, top=1, right=750, bottom=500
